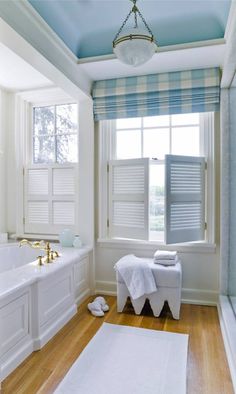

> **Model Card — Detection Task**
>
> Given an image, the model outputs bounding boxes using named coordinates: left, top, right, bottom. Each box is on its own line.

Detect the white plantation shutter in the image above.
left=24, top=164, right=78, bottom=235
left=109, top=158, right=149, bottom=240
left=165, top=155, right=205, bottom=244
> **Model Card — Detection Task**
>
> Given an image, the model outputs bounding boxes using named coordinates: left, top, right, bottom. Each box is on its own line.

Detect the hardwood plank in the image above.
left=2, top=297, right=234, bottom=394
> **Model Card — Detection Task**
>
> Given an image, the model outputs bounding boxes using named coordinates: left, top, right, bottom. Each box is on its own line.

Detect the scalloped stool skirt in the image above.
left=116, top=259, right=182, bottom=320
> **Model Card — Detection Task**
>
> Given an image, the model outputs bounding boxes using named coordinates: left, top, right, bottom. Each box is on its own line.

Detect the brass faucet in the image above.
left=19, top=239, right=59, bottom=264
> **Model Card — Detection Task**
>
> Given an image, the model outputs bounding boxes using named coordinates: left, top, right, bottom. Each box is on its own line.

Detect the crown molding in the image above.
left=9, top=0, right=79, bottom=65
left=77, top=38, right=225, bottom=64
left=0, top=0, right=91, bottom=96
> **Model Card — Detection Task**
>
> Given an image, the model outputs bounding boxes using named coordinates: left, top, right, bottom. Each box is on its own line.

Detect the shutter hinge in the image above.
left=23, top=217, right=25, bottom=225
left=107, top=164, right=109, bottom=172
left=204, top=222, right=207, bottom=230
left=23, top=168, right=25, bottom=176
left=107, top=219, right=109, bottom=227
left=205, top=161, right=207, bottom=170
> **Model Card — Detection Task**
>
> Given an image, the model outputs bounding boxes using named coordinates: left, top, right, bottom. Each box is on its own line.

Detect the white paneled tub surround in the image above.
left=0, top=243, right=93, bottom=381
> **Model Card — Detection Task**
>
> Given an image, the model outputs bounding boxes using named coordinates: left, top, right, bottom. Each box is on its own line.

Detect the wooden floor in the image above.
left=2, top=296, right=233, bottom=394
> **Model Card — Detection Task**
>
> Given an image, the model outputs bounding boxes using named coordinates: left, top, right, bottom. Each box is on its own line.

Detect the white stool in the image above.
left=116, top=258, right=182, bottom=319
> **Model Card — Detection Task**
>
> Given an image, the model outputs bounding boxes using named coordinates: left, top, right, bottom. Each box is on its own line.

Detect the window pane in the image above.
left=116, top=130, right=141, bottom=159
left=33, top=136, right=55, bottom=163
left=143, top=115, right=169, bottom=128
left=33, top=106, right=55, bottom=136
left=171, top=113, right=199, bottom=126
left=171, top=126, right=200, bottom=156
left=149, top=164, right=164, bottom=241
left=143, top=128, right=169, bottom=159
left=56, top=134, right=78, bottom=163
left=56, top=104, right=77, bottom=134
left=116, top=117, right=141, bottom=129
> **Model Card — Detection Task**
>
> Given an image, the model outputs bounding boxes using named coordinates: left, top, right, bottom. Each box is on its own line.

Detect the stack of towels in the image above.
left=153, top=250, right=178, bottom=266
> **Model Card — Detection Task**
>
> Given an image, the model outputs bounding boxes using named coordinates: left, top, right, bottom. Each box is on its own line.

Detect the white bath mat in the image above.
left=54, top=323, right=189, bottom=394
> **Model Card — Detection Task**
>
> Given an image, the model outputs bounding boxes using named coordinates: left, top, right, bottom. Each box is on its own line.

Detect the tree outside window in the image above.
left=33, top=103, right=78, bottom=164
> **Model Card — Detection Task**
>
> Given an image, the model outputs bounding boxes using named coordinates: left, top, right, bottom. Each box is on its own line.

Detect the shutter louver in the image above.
left=109, top=158, right=149, bottom=240
left=53, top=168, right=75, bottom=195
left=24, top=165, right=78, bottom=235
left=165, top=154, right=205, bottom=244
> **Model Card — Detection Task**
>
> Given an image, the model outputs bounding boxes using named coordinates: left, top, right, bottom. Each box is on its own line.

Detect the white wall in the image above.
left=0, top=89, right=16, bottom=234
left=6, top=93, right=16, bottom=234
left=95, top=244, right=219, bottom=304
left=0, top=89, right=6, bottom=232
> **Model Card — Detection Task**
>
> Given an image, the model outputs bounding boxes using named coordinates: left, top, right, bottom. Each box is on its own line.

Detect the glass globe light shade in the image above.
left=113, top=28, right=157, bottom=67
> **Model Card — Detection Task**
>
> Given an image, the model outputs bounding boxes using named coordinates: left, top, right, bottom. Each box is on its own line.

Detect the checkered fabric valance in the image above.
left=92, top=68, right=220, bottom=120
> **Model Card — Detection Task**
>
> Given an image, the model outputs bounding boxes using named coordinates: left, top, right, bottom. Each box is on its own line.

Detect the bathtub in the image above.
left=0, top=242, right=92, bottom=381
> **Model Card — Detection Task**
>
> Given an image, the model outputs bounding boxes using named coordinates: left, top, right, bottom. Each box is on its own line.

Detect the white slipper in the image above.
left=87, top=301, right=104, bottom=317
left=94, top=296, right=109, bottom=312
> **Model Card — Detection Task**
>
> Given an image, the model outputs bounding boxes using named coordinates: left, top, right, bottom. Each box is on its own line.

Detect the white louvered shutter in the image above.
left=24, top=164, right=78, bottom=235
left=109, top=158, right=149, bottom=240
left=165, top=155, right=205, bottom=244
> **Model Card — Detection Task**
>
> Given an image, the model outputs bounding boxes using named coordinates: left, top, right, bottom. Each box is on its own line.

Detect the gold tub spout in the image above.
left=19, top=239, right=45, bottom=249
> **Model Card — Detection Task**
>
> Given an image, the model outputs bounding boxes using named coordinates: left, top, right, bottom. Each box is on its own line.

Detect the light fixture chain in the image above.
left=113, top=9, right=133, bottom=43
left=136, top=8, right=153, bottom=37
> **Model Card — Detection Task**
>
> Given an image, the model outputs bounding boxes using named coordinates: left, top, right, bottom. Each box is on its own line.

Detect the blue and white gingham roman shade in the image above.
left=92, top=68, right=220, bottom=120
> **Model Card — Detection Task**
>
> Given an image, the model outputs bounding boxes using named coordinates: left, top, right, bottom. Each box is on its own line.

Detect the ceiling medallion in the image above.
left=113, top=0, right=157, bottom=67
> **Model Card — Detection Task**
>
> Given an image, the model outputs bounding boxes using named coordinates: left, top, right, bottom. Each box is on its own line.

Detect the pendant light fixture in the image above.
left=113, top=0, right=157, bottom=67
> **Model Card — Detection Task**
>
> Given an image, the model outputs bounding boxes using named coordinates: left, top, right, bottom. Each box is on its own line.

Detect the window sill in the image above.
left=97, top=238, right=216, bottom=253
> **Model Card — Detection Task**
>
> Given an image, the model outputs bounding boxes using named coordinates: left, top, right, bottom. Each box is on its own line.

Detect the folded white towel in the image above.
left=154, top=257, right=178, bottom=266
left=114, top=254, right=157, bottom=300
left=154, top=250, right=177, bottom=260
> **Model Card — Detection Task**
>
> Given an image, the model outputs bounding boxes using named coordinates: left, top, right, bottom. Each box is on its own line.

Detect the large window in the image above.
left=114, top=113, right=202, bottom=241
left=33, top=103, right=78, bottom=164
left=99, top=112, right=214, bottom=244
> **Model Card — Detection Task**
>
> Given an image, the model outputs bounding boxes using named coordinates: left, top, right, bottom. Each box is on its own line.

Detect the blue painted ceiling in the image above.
left=28, top=0, right=231, bottom=59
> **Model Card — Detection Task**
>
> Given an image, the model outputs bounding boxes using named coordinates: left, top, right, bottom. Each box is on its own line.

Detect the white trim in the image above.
left=95, top=280, right=218, bottom=305
left=224, top=1, right=236, bottom=42
left=96, top=238, right=216, bottom=253
left=218, top=296, right=236, bottom=392
left=15, top=95, right=30, bottom=236
left=17, top=87, right=75, bottom=106
left=220, top=90, right=230, bottom=294
left=98, top=121, right=113, bottom=239
left=202, top=112, right=215, bottom=244
left=98, top=113, right=215, bottom=245
left=0, top=10, right=90, bottom=98
left=77, top=38, right=225, bottom=64
left=75, top=288, right=92, bottom=306
left=1, top=340, right=34, bottom=381
left=33, top=305, right=77, bottom=351
left=221, top=1, right=236, bottom=88
left=14, top=0, right=79, bottom=64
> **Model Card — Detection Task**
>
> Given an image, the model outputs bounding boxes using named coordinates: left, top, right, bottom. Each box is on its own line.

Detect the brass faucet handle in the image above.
left=37, top=256, right=44, bottom=266
left=50, top=251, right=60, bottom=260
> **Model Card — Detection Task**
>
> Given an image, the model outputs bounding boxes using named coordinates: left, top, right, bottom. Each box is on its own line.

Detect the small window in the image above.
left=33, top=103, right=78, bottom=164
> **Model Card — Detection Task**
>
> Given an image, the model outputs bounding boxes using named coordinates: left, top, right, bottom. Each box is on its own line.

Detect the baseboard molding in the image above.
left=95, top=280, right=218, bottom=305
left=95, top=280, right=117, bottom=296
left=181, top=288, right=218, bottom=306
left=75, top=288, right=92, bottom=306
left=1, top=340, right=34, bottom=381
left=218, top=296, right=236, bottom=392
left=33, top=305, right=77, bottom=350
